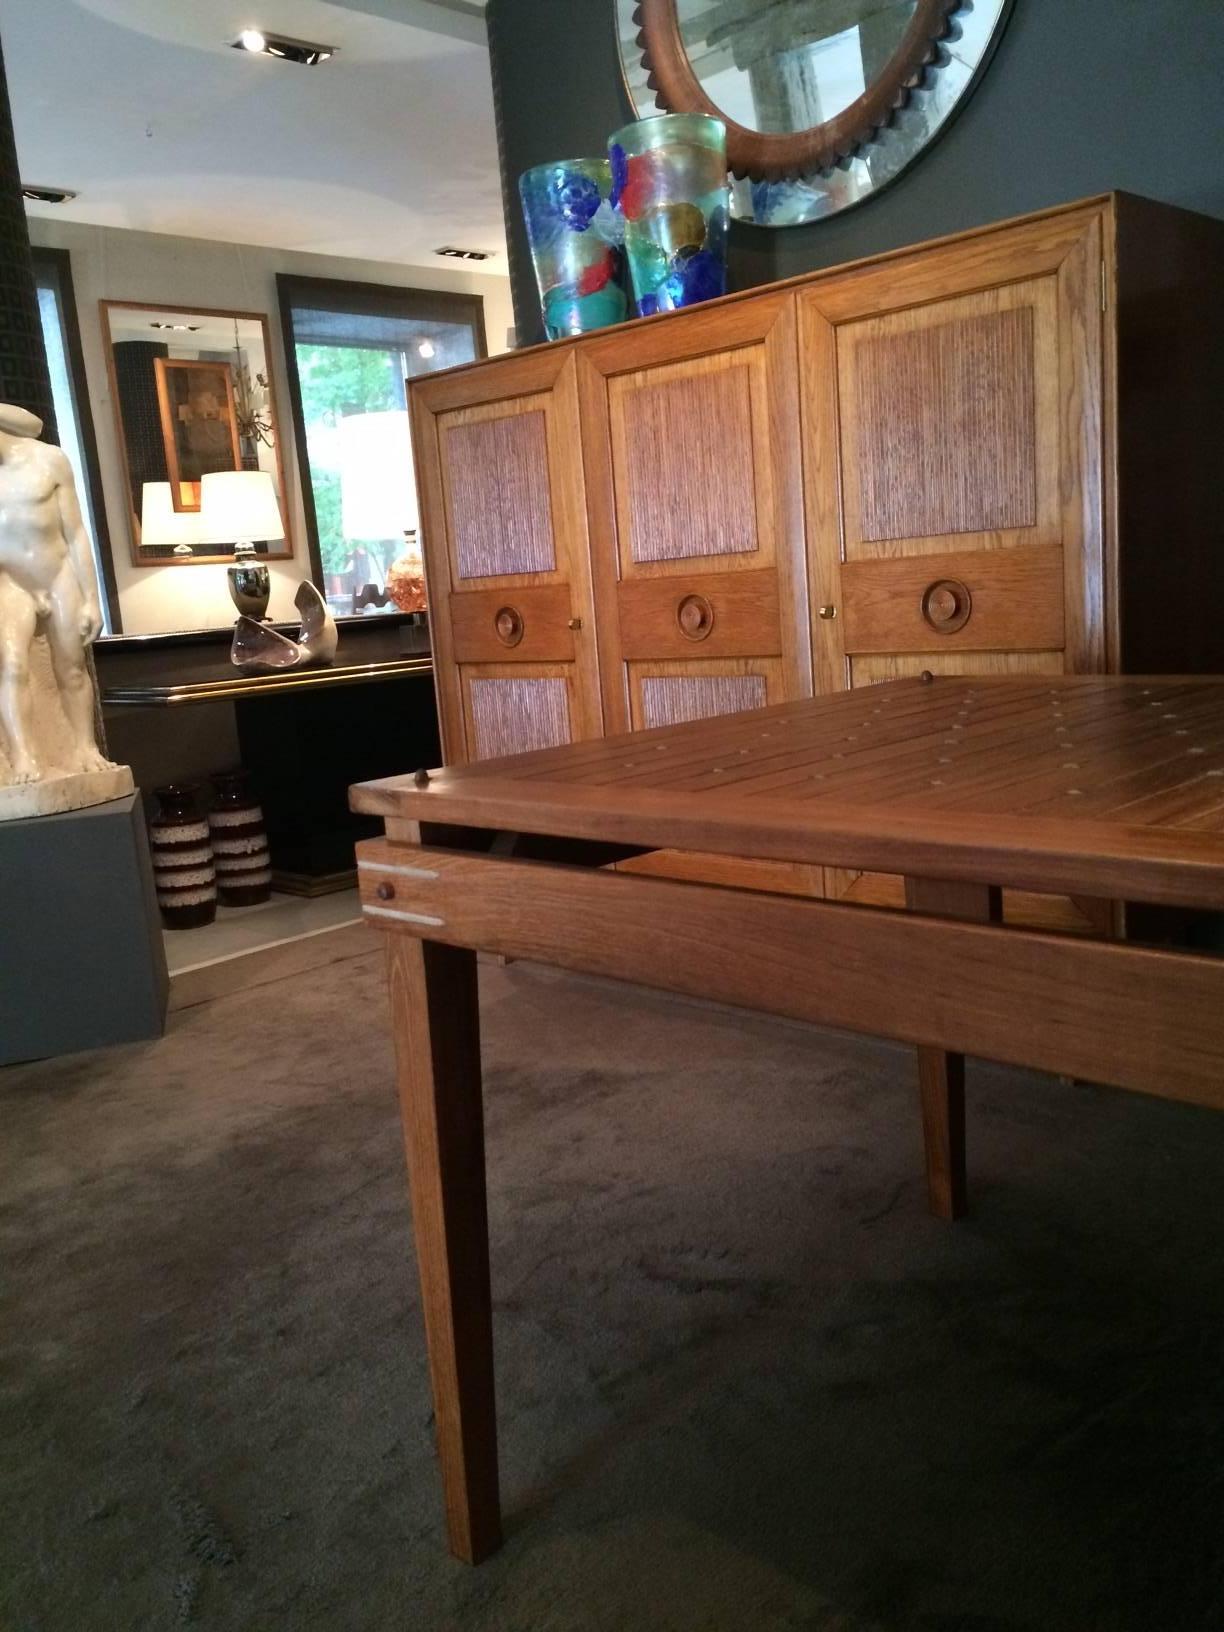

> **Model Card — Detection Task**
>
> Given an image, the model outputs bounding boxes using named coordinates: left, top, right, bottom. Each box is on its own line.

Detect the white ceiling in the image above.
left=1, top=0, right=507, bottom=272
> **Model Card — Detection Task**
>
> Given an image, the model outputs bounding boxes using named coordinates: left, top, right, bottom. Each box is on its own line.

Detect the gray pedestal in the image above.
left=1, top=793, right=168, bottom=1065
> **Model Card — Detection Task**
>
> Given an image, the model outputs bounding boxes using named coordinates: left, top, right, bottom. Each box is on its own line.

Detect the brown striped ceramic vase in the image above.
left=208, top=769, right=272, bottom=906
left=149, top=784, right=217, bottom=929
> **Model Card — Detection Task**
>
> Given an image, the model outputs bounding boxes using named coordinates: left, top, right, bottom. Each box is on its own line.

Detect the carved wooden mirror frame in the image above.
left=632, top=0, right=961, bottom=179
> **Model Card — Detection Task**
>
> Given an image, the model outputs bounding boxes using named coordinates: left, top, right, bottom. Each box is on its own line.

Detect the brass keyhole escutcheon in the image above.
left=921, top=578, right=972, bottom=635
left=493, top=605, right=525, bottom=647
left=676, top=592, right=715, bottom=642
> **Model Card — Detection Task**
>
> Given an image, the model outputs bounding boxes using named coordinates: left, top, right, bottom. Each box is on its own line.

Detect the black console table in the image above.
left=97, top=619, right=440, bottom=894
left=103, top=654, right=433, bottom=707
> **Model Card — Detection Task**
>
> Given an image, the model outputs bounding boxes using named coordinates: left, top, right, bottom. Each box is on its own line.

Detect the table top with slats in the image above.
left=350, top=677, right=1224, bottom=908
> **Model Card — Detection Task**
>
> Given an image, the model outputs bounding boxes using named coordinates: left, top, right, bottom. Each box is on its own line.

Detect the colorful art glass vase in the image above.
left=519, top=158, right=629, bottom=340
left=609, top=114, right=729, bottom=317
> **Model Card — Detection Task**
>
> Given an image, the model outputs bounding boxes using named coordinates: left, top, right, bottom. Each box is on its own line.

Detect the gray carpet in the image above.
left=3, top=949, right=1223, bottom=1632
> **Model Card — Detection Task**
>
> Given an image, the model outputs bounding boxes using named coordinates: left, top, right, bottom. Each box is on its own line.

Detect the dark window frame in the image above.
left=32, top=246, right=122, bottom=632
left=276, top=273, right=487, bottom=591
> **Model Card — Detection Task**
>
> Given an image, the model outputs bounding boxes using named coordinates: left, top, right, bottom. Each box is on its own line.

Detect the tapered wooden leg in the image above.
left=385, top=934, right=501, bottom=1563
left=914, top=1044, right=967, bottom=1220
left=903, top=878, right=1002, bottom=1221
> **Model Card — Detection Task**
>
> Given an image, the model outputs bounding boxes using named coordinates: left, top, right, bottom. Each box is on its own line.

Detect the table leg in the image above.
left=902, top=878, right=1002, bottom=1221
left=385, top=934, right=501, bottom=1563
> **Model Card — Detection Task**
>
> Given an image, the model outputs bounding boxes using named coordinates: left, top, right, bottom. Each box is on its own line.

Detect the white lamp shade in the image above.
left=338, top=410, right=416, bottom=542
left=198, top=470, right=286, bottom=546
left=140, top=481, right=206, bottom=549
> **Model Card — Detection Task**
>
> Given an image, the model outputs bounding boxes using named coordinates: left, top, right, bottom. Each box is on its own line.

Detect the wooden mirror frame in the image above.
left=99, top=299, right=293, bottom=568
left=632, top=0, right=961, bottom=179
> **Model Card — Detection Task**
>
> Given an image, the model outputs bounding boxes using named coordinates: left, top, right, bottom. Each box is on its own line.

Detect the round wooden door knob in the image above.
left=921, top=578, right=972, bottom=634
left=676, top=592, right=715, bottom=641
left=376, top=881, right=395, bottom=901
left=494, top=605, right=525, bottom=647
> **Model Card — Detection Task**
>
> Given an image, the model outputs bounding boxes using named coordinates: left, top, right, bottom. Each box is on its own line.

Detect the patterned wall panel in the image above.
left=850, top=307, right=1037, bottom=542
left=445, top=410, right=556, bottom=579
left=468, top=675, right=570, bottom=760
left=619, top=364, right=759, bottom=564
left=639, top=672, right=767, bottom=730
left=0, top=39, right=55, bottom=437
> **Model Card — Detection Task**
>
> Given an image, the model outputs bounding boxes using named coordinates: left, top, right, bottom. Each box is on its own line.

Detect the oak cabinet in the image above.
left=410, top=195, right=1224, bottom=897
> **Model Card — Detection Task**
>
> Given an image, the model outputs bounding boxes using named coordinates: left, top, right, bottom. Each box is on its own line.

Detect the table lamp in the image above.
left=199, top=469, right=286, bottom=619
left=139, top=481, right=205, bottom=557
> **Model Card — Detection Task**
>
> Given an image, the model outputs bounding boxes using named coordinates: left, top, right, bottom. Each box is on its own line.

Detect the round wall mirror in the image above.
left=616, top=0, right=1014, bottom=228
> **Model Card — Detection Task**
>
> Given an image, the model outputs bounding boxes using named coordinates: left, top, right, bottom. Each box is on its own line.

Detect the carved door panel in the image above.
left=576, top=291, right=810, bottom=736
left=801, top=206, right=1105, bottom=700
left=410, top=350, right=601, bottom=764
left=799, top=206, right=1105, bottom=912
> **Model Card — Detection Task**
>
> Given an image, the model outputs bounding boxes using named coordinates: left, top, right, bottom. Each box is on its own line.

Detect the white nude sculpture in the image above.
left=0, top=404, right=132, bottom=820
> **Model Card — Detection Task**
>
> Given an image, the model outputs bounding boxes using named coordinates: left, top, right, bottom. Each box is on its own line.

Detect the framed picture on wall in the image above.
left=153, top=356, right=242, bottom=512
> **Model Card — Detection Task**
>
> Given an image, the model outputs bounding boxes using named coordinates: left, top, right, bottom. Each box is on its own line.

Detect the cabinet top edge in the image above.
left=414, top=192, right=1129, bottom=394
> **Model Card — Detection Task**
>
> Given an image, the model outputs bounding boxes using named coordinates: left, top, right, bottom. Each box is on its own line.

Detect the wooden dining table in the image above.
left=349, top=674, right=1224, bottom=1563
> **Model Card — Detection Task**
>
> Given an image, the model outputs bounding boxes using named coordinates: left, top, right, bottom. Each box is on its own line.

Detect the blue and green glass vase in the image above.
left=608, top=114, right=729, bottom=317
left=519, top=158, right=629, bottom=340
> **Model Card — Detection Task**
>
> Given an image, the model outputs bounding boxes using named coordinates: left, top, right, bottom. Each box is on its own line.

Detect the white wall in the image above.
left=28, top=217, right=514, bottom=635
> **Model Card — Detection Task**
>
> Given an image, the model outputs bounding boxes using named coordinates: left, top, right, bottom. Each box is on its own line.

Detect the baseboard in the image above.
left=168, top=919, right=375, bottom=1012
left=270, top=866, right=359, bottom=897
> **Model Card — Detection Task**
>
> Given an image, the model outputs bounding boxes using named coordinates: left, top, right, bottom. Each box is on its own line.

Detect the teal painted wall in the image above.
left=488, top=0, right=1224, bottom=344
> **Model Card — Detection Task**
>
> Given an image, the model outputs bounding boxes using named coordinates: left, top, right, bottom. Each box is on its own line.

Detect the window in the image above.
left=32, top=248, right=118, bottom=632
left=277, top=276, right=486, bottom=617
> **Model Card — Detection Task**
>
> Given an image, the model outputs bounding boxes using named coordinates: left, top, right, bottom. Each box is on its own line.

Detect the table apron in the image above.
left=357, top=841, right=1224, bottom=1112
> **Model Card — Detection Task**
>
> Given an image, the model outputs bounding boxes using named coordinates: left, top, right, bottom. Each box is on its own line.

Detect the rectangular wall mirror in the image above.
left=100, top=300, right=293, bottom=565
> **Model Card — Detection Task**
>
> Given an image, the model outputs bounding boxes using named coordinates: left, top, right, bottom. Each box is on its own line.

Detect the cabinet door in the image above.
left=576, top=291, right=809, bottom=735
left=800, top=206, right=1105, bottom=699
left=800, top=207, right=1105, bottom=917
left=411, top=350, right=601, bottom=764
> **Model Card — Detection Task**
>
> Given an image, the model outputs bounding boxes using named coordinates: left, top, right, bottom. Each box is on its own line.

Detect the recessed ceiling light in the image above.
left=435, top=246, right=493, bottom=262
left=417, top=340, right=436, bottom=359
left=21, top=184, right=76, bottom=204
left=230, top=29, right=336, bottom=65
